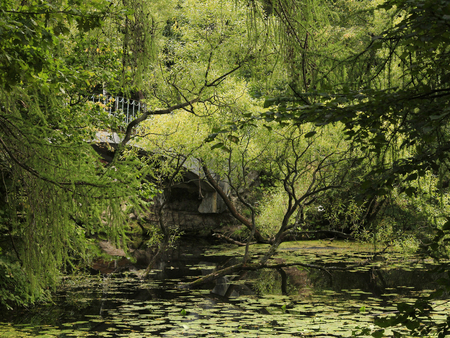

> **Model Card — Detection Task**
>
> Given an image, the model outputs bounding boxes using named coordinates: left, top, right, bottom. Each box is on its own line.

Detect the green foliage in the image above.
left=257, top=0, right=450, bottom=335
left=263, top=0, right=450, bottom=198
left=0, top=256, right=47, bottom=310
left=2, top=0, right=449, bottom=324
left=0, top=0, right=156, bottom=309
left=257, top=187, right=287, bottom=238
left=374, top=299, right=445, bottom=337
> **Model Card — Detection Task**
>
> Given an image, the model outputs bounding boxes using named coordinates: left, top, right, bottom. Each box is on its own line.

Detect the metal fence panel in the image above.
left=88, top=95, right=147, bottom=124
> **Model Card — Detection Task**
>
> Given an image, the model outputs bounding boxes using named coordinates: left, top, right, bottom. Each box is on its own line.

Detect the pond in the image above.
left=1, top=240, right=449, bottom=337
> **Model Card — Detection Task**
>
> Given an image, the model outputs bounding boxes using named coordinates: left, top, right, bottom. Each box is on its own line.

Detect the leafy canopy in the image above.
left=0, top=0, right=153, bottom=308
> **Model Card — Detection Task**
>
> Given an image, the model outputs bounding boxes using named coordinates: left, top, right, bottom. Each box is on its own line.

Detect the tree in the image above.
left=121, top=0, right=396, bottom=288
left=0, top=0, right=158, bottom=308
left=258, top=0, right=450, bottom=335
left=0, top=0, right=264, bottom=308
left=140, top=102, right=355, bottom=286
left=263, top=0, right=450, bottom=195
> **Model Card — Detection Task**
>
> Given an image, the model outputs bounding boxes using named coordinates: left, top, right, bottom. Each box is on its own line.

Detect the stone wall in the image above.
left=148, top=186, right=234, bottom=236
left=92, top=142, right=234, bottom=236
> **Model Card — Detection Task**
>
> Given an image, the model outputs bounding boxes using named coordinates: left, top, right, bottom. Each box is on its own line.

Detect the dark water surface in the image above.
left=1, top=241, right=449, bottom=337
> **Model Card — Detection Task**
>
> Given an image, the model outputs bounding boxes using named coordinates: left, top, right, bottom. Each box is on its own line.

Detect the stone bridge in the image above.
left=93, top=131, right=232, bottom=236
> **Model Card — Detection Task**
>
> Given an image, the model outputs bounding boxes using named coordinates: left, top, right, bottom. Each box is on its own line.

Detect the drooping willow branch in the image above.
left=0, top=136, right=114, bottom=190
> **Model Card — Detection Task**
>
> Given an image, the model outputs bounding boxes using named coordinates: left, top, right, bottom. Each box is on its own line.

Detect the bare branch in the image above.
left=120, top=98, right=200, bottom=147
left=201, top=162, right=267, bottom=243
left=206, top=64, right=242, bottom=88
left=213, top=233, right=256, bottom=246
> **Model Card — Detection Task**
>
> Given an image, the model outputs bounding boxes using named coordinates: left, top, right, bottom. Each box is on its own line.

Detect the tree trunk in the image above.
left=201, top=164, right=267, bottom=243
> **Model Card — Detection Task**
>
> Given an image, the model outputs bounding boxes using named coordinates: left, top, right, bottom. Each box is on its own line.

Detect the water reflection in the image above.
left=1, top=241, right=449, bottom=337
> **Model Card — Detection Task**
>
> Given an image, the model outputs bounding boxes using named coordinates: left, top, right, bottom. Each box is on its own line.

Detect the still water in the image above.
left=1, top=241, right=449, bottom=337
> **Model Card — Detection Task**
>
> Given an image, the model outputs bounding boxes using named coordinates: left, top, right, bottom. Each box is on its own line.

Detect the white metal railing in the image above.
left=88, top=95, right=147, bottom=124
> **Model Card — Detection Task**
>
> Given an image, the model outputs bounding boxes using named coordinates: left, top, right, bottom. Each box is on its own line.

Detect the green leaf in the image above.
left=263, top=98, right=277, bottom=108
left=442, top=219, right=450, bottom=231
left=304, top=131, right=316, bottom=138
left=206, top=133, right=218, bottom=142
left=405, top=173, right=417, bottom=181
left=227, top=135, right=239, bottom=143
left=211, top=142, right=224, bottom=150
